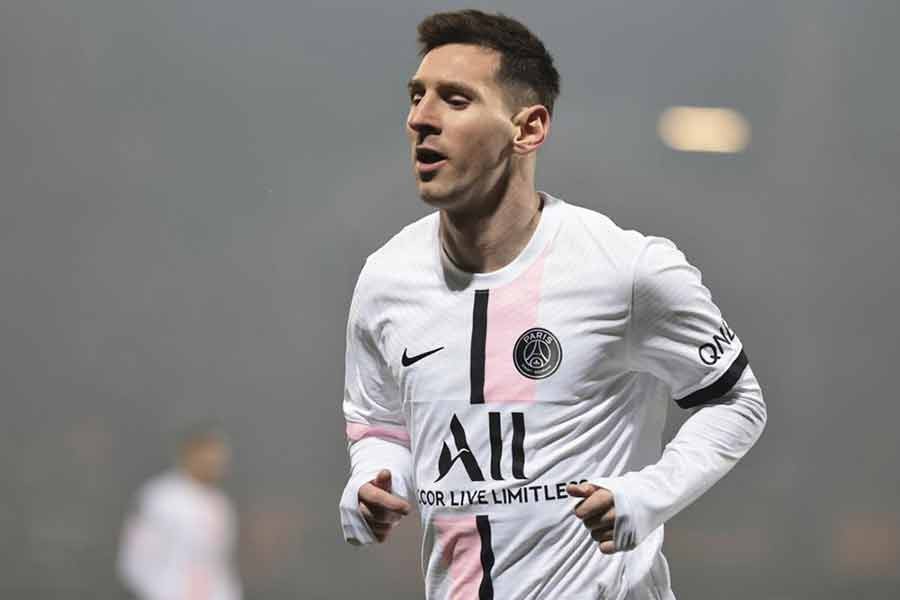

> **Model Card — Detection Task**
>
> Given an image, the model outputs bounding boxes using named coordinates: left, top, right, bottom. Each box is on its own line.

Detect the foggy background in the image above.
left=2, top=0, right=898, bottom=598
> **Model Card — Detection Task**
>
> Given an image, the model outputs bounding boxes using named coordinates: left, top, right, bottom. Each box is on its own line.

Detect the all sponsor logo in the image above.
left=422, top=412, right=589, bottom=509
left=513, top=327, right=562, bottom=380
left=435, top=413, right=527, bottom=483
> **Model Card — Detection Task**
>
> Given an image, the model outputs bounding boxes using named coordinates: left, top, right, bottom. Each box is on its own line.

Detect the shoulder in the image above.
left=139, top=470, right=176, bottom=495
left=554, top=199, right=651, bottom=276
left=135, top=471, right=183, bottom=513
left=352, top=212, right=438, bottom=305
left=556, top=200, right=696, bottom=277
left=365, top=211, right=437, bottom=272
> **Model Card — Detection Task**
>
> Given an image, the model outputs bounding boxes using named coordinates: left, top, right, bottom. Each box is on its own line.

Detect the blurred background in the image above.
left=2, top=0, right=898, bottom=598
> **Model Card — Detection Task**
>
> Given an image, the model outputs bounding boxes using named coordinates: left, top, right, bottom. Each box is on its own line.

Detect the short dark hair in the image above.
left=417, top=10, right=561, bottom=117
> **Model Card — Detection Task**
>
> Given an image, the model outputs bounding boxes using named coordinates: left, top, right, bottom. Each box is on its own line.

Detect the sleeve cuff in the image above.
left=590, top=476, right=653, bottom=552
left=340, top=471, right=380, bottom=546
left=339, top=437, right=415, bottom=546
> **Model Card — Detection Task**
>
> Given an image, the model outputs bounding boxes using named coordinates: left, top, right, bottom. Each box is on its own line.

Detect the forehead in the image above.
left=184, top=437, right=226, bottom=455
left=412, top=44, right=500, bottom=91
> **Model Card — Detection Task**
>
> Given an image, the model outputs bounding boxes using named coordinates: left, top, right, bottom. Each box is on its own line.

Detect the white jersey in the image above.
left=118, top=470, right=241, bottom=600
left=340, top=193, right=765, bottom=599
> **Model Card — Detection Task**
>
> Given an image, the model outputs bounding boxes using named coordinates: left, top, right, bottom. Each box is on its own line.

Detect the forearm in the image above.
left=594, top=365, right=766, bottom=550
left=339, top=436, right=414, bottom=545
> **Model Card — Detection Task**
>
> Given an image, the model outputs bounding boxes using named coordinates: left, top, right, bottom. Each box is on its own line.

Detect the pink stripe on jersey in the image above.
left=433, top=515, right=483, bottom=600
left=187, top=566, right=212, bottom=600
left=483, top=253, right=546, bottom=404
left=345, top=421, right=411, bottom=448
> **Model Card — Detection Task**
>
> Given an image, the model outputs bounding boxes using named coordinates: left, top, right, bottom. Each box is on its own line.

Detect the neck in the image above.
left=440, top=172, right=542, bottom=274
left=179, top=466, right=215, bottom=487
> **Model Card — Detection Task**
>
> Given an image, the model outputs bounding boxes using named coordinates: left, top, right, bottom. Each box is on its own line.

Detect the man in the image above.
left=339, top=9, right=766, bottom=599
left=118, top=427, right=242, bottom=600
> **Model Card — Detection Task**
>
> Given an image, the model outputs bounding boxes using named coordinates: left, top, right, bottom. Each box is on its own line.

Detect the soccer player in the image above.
left=118, top=427, right=242, bottom=600
left=339, top=10, right=766, bottom=599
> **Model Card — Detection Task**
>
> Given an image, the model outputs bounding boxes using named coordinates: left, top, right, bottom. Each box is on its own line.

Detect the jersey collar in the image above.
left=435, top=191, right=563, bottom=290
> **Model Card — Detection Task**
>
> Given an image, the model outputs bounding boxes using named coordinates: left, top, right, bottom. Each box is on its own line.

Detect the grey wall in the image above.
left=1, top=0, right=898, bottom=598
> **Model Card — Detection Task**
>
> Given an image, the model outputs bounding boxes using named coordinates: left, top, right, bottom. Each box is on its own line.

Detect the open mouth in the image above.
left=415, top=147, right=448, bottom=174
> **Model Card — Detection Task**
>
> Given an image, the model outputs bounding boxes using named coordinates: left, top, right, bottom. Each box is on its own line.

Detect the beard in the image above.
left=415, top=167, right=461, bottom=208
left=416, top=164, right=512, bottom=220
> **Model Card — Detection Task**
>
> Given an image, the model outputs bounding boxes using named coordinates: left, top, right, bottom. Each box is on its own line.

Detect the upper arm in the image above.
left=627, top=237, right=748, bottom=409
left=342, top=266, right=408, bottom=447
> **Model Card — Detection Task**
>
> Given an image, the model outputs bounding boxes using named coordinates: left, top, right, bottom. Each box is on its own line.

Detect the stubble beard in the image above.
left=416, top=172, right=463, bottom=210
left=418, top=185, right=453, bottom=209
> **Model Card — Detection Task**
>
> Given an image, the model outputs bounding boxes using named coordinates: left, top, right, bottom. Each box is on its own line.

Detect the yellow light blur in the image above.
left=658, top=106, right=750, bottom=153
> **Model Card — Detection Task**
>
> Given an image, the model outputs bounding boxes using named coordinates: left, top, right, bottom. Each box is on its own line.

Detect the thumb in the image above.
left=566, top=482, right=598, bottom=498
left=372, top=469, right=393, bottom=491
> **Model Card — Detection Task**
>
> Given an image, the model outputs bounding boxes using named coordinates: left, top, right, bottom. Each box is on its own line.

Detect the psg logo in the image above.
left=513, top=327, right=562, bottom=380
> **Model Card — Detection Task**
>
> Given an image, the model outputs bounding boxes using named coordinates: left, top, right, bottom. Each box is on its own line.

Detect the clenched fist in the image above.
left=567, top=482, right=618, bottom=554
left=358, top=470, right=411, bottom=542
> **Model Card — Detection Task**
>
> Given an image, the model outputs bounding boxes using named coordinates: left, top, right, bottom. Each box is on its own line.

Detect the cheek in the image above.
left=458, top=126, right=508, bottom=168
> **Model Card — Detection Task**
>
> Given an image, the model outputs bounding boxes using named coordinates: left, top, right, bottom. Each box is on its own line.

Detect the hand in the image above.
left=358, top=470, right=411, bottom=542
left=567, top=482, right=618, bottom=554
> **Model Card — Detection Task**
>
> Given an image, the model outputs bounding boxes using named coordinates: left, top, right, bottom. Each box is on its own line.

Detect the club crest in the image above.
left=513, top=327, right=562, bottom=380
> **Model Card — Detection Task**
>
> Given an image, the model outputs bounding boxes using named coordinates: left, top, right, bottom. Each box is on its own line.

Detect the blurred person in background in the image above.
left=339, top=9, right=766, bottom=600
left=118, top=426, right=241, bottom=600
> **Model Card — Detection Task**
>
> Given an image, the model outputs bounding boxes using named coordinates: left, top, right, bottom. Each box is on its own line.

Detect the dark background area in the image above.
left=1, top=0, right=898, bottom=597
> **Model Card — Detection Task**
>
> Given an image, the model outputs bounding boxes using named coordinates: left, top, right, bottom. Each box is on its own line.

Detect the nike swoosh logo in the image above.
left=401, top=346, right=444, bottom=367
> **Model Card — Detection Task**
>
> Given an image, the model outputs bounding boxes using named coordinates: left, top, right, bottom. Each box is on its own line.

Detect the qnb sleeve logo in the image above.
left=697, top=321, right=738, bottom=365
left=513, top=328, right=562, bottom=379
left=435, top=413, right=527, bottom=483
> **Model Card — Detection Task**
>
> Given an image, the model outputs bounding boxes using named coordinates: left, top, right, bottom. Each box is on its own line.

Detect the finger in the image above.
left=358, top=501, right=386, bottom=526
left=370, top=506, right=405, bottom=524
left=566, top=483, right=598, bottom=498
left=359, top=499, right=404, bottom=525
left=583, top=510, right=616, bottom=532
left=371, top=521, right=393, bottom=535
left=567, top=483, right=599, bottom=518
left=599, top=540, right=617, bottom=554
left=360, top=503, right=398, bottom=542
left=359, top=501, right=374, bottom=521
left=368, top=516, right=390, bottom=542
left=371, top=519, right=396, bottom=543
left=359, top=485, right=411, bottom=515
left=572, top=488, right=614, bottom=520
left=372, top=469, right=393, bottom=491
left=591, top=528, right=614, bottom=543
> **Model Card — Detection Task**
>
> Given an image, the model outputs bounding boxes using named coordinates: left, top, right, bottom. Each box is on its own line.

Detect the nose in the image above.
left=407, top=94, right=441, bottom=139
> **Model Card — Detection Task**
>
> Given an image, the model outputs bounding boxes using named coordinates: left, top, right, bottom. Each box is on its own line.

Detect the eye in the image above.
left=410, top=93, right=422, bottom=105
left=446, top=95, right=469, bottom=108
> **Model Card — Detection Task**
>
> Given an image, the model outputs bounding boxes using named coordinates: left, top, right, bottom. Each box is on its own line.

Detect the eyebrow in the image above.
left=407, top=78, right=481, bottom=99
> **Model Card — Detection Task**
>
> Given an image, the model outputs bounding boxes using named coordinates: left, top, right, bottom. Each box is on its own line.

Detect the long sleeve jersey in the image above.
left=339, top=192, right=766, bottom=600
